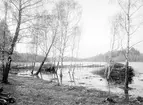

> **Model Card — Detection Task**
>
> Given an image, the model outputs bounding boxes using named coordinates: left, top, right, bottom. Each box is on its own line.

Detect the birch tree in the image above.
left=1, top=1, right=8, bottom=74
left=34, top=12, right=60, bottom=75
left=55, top=0, right=82, bottom=84
left=68, top=26, right=81, bottom=83
left=30, top=22, right=40, bottom=74
left=2, top=0, right=42, bottom=83
left=112, top=0, right=143, bottom=101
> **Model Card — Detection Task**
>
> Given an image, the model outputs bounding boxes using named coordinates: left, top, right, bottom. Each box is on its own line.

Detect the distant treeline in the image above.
left=11, top=52, right=48, bottom=62
left=84, top=48, right=143, bottom=62
left=4, top=48, right=143, bottom=62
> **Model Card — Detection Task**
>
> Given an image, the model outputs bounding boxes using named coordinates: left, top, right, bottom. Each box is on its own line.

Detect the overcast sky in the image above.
left=77, top=0, right=116, bottom=58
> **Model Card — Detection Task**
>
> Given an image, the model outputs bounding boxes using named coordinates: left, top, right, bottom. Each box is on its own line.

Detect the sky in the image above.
left=75, top=0, right=143, bottom=58
left=76, top=0, right=118, bottom=58
left=1, top=0, right=143, bottom=58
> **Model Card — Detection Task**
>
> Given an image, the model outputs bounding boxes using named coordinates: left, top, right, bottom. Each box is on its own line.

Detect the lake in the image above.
left=17, top=62, right=143, bottom=97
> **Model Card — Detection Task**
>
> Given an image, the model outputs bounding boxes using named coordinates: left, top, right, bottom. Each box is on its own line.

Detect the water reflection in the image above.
left=18, top=67, right=123, bottom=95
left=17, top=62, right=143, bottom=97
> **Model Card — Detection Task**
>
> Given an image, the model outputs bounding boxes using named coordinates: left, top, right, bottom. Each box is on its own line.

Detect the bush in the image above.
left=92, top=63, right=135, bottom=85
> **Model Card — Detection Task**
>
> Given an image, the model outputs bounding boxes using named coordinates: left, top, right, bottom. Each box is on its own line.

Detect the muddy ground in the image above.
left=1, top=74, right=142, bottom=105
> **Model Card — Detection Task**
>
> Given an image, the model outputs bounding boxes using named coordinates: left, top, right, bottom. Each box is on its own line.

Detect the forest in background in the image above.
left=84, top=48, right=143, bottom=62
left=8, top=47, right=143, bottom=62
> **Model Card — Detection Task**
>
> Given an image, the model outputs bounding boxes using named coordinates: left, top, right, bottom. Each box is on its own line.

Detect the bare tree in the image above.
left=2, top=0, right=42, bottom=83
left=29, top=15, right=42, bottom=74
left=55, top=0, right=82, bottom=84
left=34, top=12, right=60, bottom=75
left=112, top=0, right=143, bottom=101
left=68, top=26, right=81, bottom=84
left=30, top=28, right=39, bottom=74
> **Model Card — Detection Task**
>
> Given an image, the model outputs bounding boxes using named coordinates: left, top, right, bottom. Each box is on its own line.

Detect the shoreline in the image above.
left=1, top=74, right=141, bottom=105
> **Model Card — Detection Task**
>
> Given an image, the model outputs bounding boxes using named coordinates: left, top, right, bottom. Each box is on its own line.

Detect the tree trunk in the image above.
left=34, top=55, right=47, bottom=75
left=34, top=41, right=54, bottom=75
left=124, top=61, right=129, bottom=100
left=2, top=27, right=5, bottom=74
left=2, top=30, right=5, bottom=75
left=2, top=1, right=8, bottom=79
left=31, top=62, right=35, bottom=74
left=2, top=3, right=22, bottom=83
left=60, top=61, right=63, bottom=84
left=55, top=61, right=60, bottom=85
left=2, top=56, right=12, bottom=83
left=34, top=28, right=57, bottom=75
left=31, top=50, right=37, bottom=74
left=59, top=52, right=64, bottom=84
left=124, top=0, right=130, bottom=101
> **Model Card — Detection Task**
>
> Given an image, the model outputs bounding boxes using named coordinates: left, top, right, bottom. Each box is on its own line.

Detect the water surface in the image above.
left=18, top=62, right=143, bottom=97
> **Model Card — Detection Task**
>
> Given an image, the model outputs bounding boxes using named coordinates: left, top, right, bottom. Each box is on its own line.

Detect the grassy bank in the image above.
left=0, top=74, right=141, bottom=105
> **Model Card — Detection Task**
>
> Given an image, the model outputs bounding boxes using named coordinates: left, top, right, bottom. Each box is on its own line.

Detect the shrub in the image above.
left=92, top=63, right=135, bottom=85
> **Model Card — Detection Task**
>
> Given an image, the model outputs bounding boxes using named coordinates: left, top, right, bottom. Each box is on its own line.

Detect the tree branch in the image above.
left=10, top=0, right=19, bottom=10
left=130, top=24, right=142, bottom=35
left=130, top=4, right=143, bottom=17
left=130, top=40, right=143, bottom=49
left=21, top=0, right=42, bottom=10
left=21, top=0, right=32, bottom=6
left=118, top=0, right=127, bottom=15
